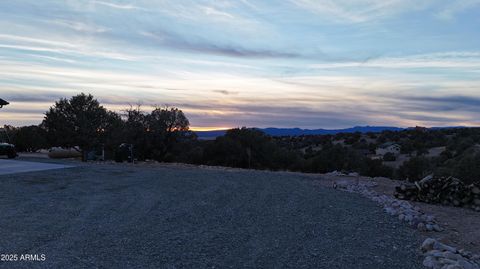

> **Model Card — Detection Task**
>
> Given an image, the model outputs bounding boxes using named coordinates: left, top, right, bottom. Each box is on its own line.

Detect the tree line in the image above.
left=5, top=93, right=480, bottom=184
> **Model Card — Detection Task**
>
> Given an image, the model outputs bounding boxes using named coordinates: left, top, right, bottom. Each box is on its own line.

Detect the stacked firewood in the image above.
left=395, top=175, right=480, bottom=211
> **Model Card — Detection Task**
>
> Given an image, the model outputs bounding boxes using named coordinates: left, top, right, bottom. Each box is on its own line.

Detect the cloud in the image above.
left=239, top=0, right=259, bottom=10
left=201, top=6, right=235, bottom=19
left=289, top=0, right=480, bottom=23
left=27, top=54, right=77, bottom=64
left=152, top=1, right=260, bottom=27
left=2, top=92, right=69, bottom=103
left=0, top=34, right=76, bottom=48
left=173, top=101, right=372, bottom=128
left=212, top=90, right=238, bottom=95
left=289, top=0, right=424, bottom=23
left=140, top=30, right=300, bottom=59
left=309, top=51, right=480, bottom=69
left=436, top=0, right=480, bottom=20
left=46, top=19, right=110, bottom=33
left=92, top=1, right=141, bottom=10
left=0, top=34, right=138, bottom=61
left=386, top=94, right=480, bottom=112
left=1, top=1, right=479, bottom=128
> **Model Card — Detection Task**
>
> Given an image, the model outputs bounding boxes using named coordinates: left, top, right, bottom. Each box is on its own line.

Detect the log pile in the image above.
left=395, top=175, right=480, bottom=211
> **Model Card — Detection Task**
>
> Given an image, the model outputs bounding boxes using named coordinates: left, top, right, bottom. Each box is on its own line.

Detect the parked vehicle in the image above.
left=0, top=143, right=17, bottom=158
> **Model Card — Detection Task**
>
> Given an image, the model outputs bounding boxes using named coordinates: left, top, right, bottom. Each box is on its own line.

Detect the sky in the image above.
left=0, top=0, right=480, bottom=130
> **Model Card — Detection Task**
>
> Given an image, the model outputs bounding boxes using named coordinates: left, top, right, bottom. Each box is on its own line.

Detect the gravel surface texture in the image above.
left=0, top=159, right=73, bottom=175
left=0, top=163, right=422, bottom=268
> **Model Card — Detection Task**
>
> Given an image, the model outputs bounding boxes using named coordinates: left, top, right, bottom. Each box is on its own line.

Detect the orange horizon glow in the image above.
left=190, top=126, right=232, bottom=132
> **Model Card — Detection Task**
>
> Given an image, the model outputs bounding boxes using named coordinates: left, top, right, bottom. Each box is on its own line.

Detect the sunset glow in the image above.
left=190, top=126, right=232, bottom=132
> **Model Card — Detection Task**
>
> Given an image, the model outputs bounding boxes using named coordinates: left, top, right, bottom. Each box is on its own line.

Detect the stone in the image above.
left=385, top=207, right=396, bottom=215
left=457, top=259, right=477, bottom=269
left=423, top=255, right=438, bottom=268
left=459, top=249, right=473, bottom=259
left=417, top=222, right=426, bottom=231
left=433, top=224, right=443, bottom=232
left=422, top=238, right=437, bottom=252
left=427, top=250, right=445, bottom=258
left=434, top=241, right=457, bottom=253
left=438, top=258, right=457, bottom=265
left=442, top=251, right=463, bottom=261
left=444, top=264, right=462, bottom=269
left=333, top=179, right=480, bottom=269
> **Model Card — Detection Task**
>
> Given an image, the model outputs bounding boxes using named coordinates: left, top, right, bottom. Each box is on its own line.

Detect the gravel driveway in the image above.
left=0, top=159, right=73, bottom=175
left=0, top=163, right=422, bottom=268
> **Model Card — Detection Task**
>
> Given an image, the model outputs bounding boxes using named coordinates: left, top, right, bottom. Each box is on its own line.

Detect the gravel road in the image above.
left=0, top=163, right=422, bottom=268
left=0, top=159, right=73, bottom=175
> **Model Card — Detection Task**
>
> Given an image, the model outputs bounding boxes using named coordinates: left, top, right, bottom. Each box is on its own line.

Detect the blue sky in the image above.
left=1, top=0, right=480, bottom=129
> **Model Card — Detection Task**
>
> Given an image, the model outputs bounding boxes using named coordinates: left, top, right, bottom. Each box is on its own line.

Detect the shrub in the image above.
left=397, top=156, right=431, bottom=181
left=360, top=159, right=393, bottom=178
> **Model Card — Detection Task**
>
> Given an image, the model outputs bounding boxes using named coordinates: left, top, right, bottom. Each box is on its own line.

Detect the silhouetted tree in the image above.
left=43, top=93, right=115, bottom=161
left=147, top=106, right=190, bottom=161
left=204, top=128, right=277, bottom=169
left=12, top=125, right=48, bottom=152
left=304, top=144, right=363, bottom=173
left=121, top=106, right=149, bottom=160
left=100, top=111, right=124, bottom=158
left=397, top=156, right=431, bottom=181
left=360, top=158, right=393, bottom=178
left=452, top=152, right=480, bottom=184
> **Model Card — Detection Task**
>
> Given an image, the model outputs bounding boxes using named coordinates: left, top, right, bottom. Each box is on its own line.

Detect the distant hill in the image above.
left=195, top=126, right=405, bottom=139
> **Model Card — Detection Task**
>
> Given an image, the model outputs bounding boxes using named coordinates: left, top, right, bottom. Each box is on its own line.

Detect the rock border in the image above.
left=335, top=180, right=441, bottom=232
left=334, top=179, right=480, bottom=269
left=421, top=238, right=480, bottom=269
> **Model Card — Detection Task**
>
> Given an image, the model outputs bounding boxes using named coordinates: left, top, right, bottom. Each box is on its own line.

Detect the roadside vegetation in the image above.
left=3, top=93, right=480, bottom=185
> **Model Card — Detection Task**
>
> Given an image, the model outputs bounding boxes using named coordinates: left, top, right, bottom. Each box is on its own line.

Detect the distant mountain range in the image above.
left=195, top=126, right=405, bottom=139
left=194, top=126, right=471, bottom=139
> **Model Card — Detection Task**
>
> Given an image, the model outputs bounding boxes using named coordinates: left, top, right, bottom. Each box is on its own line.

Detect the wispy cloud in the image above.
left=201, top=6, right=235, bottom=19
left=0, top=34, right=76, bottom=48
left=46, top=19, right=109, bottom=33
left=140, top=30, right=299, bottom=58
left=289, top=0, right=423, bottom=23
left=436, top=0, right=480, bottom=20
left=92, top=0, right=141, bottom=10
left=212, top=90, right=238, bottom=95
left=309, top=52, right=480, bottom=69
left=0, top=34, right=137, bottom=61
left=382, top=94, right=480, bottom=113
left=289, top=0, right=480, bottom=23
left=151, top=1, right=259, bottom=25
